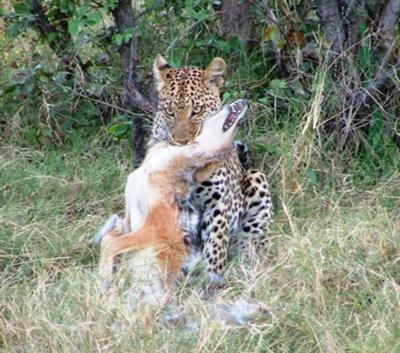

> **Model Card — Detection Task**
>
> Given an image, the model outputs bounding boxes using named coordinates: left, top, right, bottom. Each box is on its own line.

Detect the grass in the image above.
left=1, top=126, right=400, bottom=353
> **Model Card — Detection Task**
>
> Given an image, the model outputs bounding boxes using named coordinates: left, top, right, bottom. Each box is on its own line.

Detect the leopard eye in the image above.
left=165, top=105, right=175, bottom=117
left=192, top=105, right=203, bottom=115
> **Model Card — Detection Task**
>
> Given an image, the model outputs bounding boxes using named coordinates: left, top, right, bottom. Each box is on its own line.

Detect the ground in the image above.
left=0, top=130, right=399, bottom=353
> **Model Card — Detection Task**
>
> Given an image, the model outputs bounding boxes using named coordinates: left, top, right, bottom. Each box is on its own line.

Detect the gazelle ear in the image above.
left=203, top=57, right=226, bottom=91
left=153, top=54, right=170, bottom=91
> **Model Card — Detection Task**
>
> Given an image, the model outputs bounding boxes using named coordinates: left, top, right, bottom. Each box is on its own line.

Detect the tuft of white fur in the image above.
left=220, top=298, right=271, bottom=325
left=92, top=214, right=124, bottom=245
left=182, top=250, right=203, bottom=274
left=159, top=297, right=271, bottom=329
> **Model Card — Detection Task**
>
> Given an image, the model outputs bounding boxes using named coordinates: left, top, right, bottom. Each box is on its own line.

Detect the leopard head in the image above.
left=151, top=55, right=226, bottom=145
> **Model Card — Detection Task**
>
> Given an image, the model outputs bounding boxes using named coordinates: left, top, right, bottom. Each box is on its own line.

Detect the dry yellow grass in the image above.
left=1, top=135, right=400, bottom=352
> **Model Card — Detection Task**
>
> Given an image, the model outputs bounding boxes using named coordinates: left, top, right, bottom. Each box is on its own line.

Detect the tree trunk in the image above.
left=113, top=0, right=153, bottom=166
left=220, top=0, right=254, bottom=49
left=317, top=0, right=345, bottom=56
left=317, top=0, right=400, bottom=139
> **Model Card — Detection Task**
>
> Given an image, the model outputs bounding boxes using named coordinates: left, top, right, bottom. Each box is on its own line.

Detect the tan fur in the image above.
left=194, top=160, right=224, bottom=182
left=97, top=100, right=248, bottom=328
left=98, top=154, right=195, bottom=331
left=99, top=200, right=187, bottom=289
left=98, top=153, right=194, bottom=290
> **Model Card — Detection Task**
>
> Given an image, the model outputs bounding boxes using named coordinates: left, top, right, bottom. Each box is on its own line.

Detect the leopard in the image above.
left=150, top=55, right=274, bottom=294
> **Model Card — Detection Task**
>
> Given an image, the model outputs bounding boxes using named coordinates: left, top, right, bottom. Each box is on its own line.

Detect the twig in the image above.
left=52, top=81, right=153, bottom=121
left=135, top=6, right=158, bottom=20
left=166, top=18, right=207, bottom=54
left=262, top=1, right=289, bottom=71
left=262, top=0, right=289, bottom=42
left=354, top=56, right=400, bottom=108
left=31, top=0, right=58, bottom=39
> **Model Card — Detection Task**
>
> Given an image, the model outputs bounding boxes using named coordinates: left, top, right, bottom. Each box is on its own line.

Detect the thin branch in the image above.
left=91, top=0, right=103, bottom=8
left=340, top=0, right=366, bottom=54
left=31, top=0, right=59, bottom=52
left=262, top=1, right=289, bottom=42
left=30, top=0, right=91, bottom=83
left=53, top=82, right=152, bottom=121
left=262, top=1, right=288, bottom=72
left=355, top=56, right=400, bottom=108
left=31, top=0, right=57, bottom=35
left=165, top=18, right=206, bottom=54
left=349, top=0, right=400, bottom=111
left=127, top=81, right=154, bottom=113
left=135, top=6, right=158, bottom=20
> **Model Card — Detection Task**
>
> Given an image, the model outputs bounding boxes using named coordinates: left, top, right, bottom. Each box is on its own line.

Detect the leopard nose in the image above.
left=171, top=121, right=192, bottom=144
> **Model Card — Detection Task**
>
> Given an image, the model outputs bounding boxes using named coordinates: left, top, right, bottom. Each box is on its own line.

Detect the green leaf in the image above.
left=45, top=32, right=58, bottom=43
left=76, top=5, right=89, bottom=18
left=185, top=0, right=193, bottom=8
left=222, top=91, right=232, bottom=100
left=307, top=169, right=319, bottom=185
left=20, top=82, right=35, bottom=95
left=123, top=27, right=134, bottom=43
left=369, top=111, right=384, bottom=151
left=113, top=34, right=123, bottom=46
left=6, top=19, right=30, bottom=38
left=258, top=97, right=270, bottom=105
left=68, top=19, right=81, bottom=36
left=264, top=26, right=283, bottom=46
left=358, top=22, right=367, bottom=36
left=104, top=0, right=118, bottom=10
left=13, top=3, right=32, bottom=14
left=9, top=69, right=35, bottom=86
left=60, top=0, right=74, bottom=14
left=213, top=39, right=231, bottom=54
left=195, top=39, right=210, bottom=47
left=53, top=72, right=69, bottom=85
left=25, top=128, right=37, bottom=145
left=192, top=9, right=208, bottom=21
left=358, top=46, right=371, bottom=71
left=86, top=11, right=101, bottom=26
left=86, top=83, right=104, bottom=97
left=108, top=123, right=130, bottom=139
left=255, top=143, right=268, bottom=153
left=269, top=79, right=287, bottom=93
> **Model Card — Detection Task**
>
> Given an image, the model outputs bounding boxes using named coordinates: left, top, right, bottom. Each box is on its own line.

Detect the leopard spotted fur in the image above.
left=150, top=55, right=274, bottom=292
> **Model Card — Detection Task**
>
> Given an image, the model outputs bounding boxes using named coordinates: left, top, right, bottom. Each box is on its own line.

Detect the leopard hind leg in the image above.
left=236, top=169, right=274, bottom=256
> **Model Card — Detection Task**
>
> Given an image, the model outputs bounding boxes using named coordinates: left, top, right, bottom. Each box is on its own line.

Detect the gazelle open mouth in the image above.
left=223, top=99, right=248, bottom=132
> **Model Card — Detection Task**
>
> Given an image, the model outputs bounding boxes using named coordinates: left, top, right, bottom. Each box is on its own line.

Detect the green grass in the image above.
left=1, top=128, right=400, bottom=353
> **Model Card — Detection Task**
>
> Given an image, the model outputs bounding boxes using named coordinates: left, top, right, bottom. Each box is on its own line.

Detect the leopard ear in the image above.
left=153, top=54, right=170, bottom=91
left=203, top=57, right=226, bottom=91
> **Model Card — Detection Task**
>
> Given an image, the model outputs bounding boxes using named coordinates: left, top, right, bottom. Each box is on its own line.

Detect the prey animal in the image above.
left=96, top=100, right=249, bottom=304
